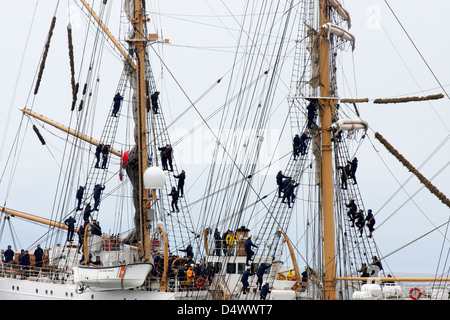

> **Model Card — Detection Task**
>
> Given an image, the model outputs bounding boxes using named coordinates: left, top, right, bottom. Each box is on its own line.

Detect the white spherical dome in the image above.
left=143, top=166, right=165, bottom=189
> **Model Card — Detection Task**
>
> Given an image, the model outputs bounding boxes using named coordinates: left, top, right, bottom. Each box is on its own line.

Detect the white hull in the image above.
left=73, top=263, right=152, bottom=291
left=0, top=276, right=175, bottom=300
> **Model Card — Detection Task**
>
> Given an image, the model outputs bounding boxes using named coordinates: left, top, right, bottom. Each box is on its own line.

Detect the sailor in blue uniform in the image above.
left=34, top=244, right=44, bottom=267
left=256, top=263, right=272, bottom=290
left=213, top=228, right=222, bottom=256
left=365, top=209, right=375, bottom=237
left=306, top=101, right=317, bottom=128
left=77, top=224, right=85, bottom=253
left=292, top=134, right=301, bottom=160
left=282, top=180, right=299, bottom=208
left=241, top=268, right=255, bottom=294
left=64, top=215, right=76, bottom=241
left=158, top=145, right=168, bottom=170
left=276, top=171, right=290, bottom=198
left=95, top=143, right=104, bottom=168
left=93, top=184, right=105, bottom=211
left=101, top=145, right=110, bottom=169
left=111, top=92, right=123, bottom=117
left=174, top=170, right=185, bottom=197
left=76, top=185, right=85, bottom=210
left=348, top=157, right=358, bottom=184
left=169, top=186, right=180, bottom=212
left=346, top=199, right=357, bottom=226
left=83, top=203, right=94, bottom=223
left=180, top=244, right=194, bottom=259
left=151, top=91, right=160, bottom=114
left=244, top=237, right=258, bottom=266
left=3, top=245, right=14, bottom=264
left=260, top=282, right=270, bottom=300
left=355, top=209, right=365, bottom=237
left=299, top=131, right=311, bottom=155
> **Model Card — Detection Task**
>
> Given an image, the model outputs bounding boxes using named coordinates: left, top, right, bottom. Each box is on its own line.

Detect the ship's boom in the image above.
left=0, top=206, right=73, bottom=231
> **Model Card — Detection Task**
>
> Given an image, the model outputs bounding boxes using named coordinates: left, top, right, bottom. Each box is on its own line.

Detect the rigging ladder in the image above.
left=72, top=71, right=129, bottom=230
left=143, top=50, right=198, bottom=257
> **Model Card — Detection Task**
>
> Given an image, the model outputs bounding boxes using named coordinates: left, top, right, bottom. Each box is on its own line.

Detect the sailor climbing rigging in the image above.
left=151, top=91, right=160, bottom=114
left=306, top=101, right=317, bottom=128
left=112, top=92, right=123, bottom=117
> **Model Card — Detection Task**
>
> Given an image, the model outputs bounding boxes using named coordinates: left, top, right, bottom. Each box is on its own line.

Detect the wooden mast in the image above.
left=131, top=0, right=151, bottom=262
left=80, top=0, right=151, bottom=261
left=318, top=0, right=337, bottom=300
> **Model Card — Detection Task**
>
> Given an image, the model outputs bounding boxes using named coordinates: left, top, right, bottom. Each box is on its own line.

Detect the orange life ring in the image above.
left=195, top=277, right=209, bottom=290
left=409, top=287, right=422, bottom=300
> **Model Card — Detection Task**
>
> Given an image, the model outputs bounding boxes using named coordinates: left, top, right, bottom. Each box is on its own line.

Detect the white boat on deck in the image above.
left=73, top=263, right=152, bottom=291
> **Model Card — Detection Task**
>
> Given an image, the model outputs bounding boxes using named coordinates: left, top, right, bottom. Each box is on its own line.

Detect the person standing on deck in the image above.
left=20, top=250, right=31, bottom=269
left=225, top=231, right=237, bottom=256
left=180, top=244, right=194, bottom=259
left=34, top=244, right=43, bottom=267
left=3, top=245, right=14, bottom=264
left=213, top=228, right=222, bottom=256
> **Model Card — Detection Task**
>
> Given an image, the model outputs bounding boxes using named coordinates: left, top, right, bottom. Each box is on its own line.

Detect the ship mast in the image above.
left=129, top=0, right=151, bottom=262
left=318, top=0, right=337, bottom=300
left=80, top=0, right=151, bottom=261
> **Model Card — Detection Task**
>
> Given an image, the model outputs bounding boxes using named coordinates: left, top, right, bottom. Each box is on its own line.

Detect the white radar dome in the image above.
left=143, top=166, right=165, bottom=189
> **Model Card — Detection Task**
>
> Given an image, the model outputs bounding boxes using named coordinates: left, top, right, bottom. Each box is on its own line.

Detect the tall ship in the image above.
left=0, top=0, right=448, bottom=300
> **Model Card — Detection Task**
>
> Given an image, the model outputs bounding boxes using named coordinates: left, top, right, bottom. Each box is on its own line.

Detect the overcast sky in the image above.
left=0, top=0, right=449, bottom=276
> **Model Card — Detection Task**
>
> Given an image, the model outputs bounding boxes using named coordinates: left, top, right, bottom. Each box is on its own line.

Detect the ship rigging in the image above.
left=0, top=0, right=449, bottom=300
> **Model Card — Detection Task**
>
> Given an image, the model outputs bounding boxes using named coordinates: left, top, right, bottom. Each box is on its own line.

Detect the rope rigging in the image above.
left=1, top=0, right=449, bottom=301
